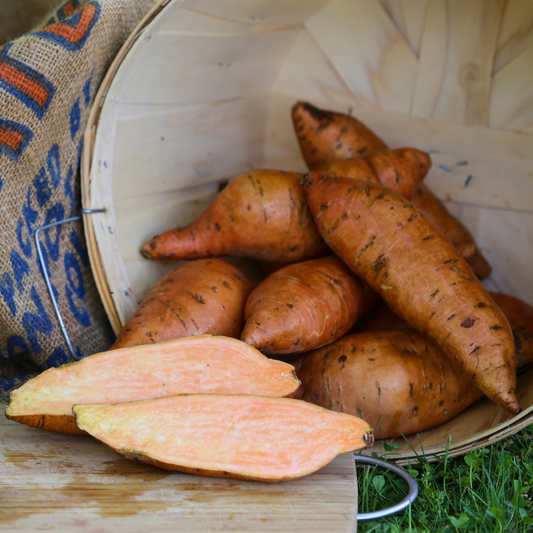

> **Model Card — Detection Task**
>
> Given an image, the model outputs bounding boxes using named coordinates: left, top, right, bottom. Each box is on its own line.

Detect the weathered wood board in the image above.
left=0, top=417, right=358, bottom=532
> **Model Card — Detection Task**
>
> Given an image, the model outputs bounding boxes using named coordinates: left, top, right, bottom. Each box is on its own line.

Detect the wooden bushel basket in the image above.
left=81, top=0, right=533, bottom=464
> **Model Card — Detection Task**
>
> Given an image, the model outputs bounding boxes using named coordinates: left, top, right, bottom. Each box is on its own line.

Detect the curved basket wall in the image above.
left=82, top=0, right=533, bottom=462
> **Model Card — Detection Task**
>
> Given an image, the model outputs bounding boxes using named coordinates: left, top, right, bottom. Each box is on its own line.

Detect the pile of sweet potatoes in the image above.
left=6, top=101, right=531, bottom=478
left=136, top=100, right=532, bottom=439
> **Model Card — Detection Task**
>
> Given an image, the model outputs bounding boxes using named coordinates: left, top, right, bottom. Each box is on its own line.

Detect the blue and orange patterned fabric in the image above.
left=0, top=0, right=155, bottom=401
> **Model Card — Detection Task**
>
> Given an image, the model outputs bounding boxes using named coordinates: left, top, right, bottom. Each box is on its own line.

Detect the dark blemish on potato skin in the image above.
left=423, top=234, right=435, bottom=241
left=474, top=303, right=487, bottom=308
left=187, top=292, right=205, bottom=304
left=150, top=241, right=158, bottom=250
left=409, top=383, right=414, bottom=397
left=444, top=259, right=458, bottom=264
left=429, top=289, right=439, bottom=298
left=287, top=303, right=294, bottom=309
left=461, top=317, right=477, bottom=328
left=338, top=355, right=347, bottom=363
left=490, top=325, right=503, bottom=330
left=447, top=314, right=455, bottom=321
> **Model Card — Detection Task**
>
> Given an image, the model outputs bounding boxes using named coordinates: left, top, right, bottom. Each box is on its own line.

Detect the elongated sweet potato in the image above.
left=293, top=330, right=533, bottom=439
left=292, top=101, right=387, bottom=168
left=315, top=148, right=431, bottom=200
left=357, top=292, right=533, bottom=335
left=241, top=256, right=365, bottom=355
left=73, top=394, right=374, bottom=482
left=140, top=169, right=329, bottom=265
left=6, top=336, right=301, bottom=434
left=113, top=259, right=254, bottom=349
left=292, top=102, right=491, bottom=279
left=410, top=184, right=492, bottom=279
left=303, top=173, right=519, bottom=414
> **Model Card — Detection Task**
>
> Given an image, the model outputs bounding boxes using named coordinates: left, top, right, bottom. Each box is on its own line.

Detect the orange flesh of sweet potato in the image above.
left=303, top=173, right=519, bottom=414
left=140, top=170, right=329, bottom=265
left=293, top=330, right=484, bottom=438
left=112, top=259, right=254, bottom=349
left=73, top=394, right=373, bottom=482
left=410, top=184, right=492, bottom=279
left=291, top=101, right=387, bottom=168
left=241, top=256, right=364, bottom=354
left=6, top=336, right=301, bottom=434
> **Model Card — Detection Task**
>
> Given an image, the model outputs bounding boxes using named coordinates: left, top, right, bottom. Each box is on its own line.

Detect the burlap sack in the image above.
left=0, top=0, right=157, bottom=401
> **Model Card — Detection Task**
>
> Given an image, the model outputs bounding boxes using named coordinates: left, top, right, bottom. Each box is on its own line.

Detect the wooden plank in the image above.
left=493, top=0, right=533, bottom=73
left=113, top=97, right=268, bottom=201
left=305, top=0, right=419, bottom=114
left=0, top=417, right=358, bottom=532
left=489, top=44, right=533, bottom=131
left=413, top=0, right=505, bottom=126
left=118, top=28, right=299, bottom=105
left=377, top=0, right=430, bottom=56
left=269, top=28, right=361, bottom=111
left=179, top=0, right=329, bottom=29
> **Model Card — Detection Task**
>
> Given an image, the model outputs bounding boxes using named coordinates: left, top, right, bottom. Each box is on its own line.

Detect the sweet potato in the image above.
left=113, top=259, right=254, bottom=349
left=140, top=169, right=329, bottom=265
left=315, top=148, right=431, bottom=200
left=410, top=184, right=492, bottom=280
left=489, top=292, right=533, bottom=334
left=73, top=394, right=374, bottom=481
left=357, top=292, right=533, bottom=336
left=241, top=256, right=365, bottom=355
left=291, top=101, right=387, bottom=168
left=303, top=173, right=519, bottom=414
left=293, top=330, right=532, bottom=439
left=292, top=102, right=491, bottom=279
left=6, top=336, right=301, bottom=434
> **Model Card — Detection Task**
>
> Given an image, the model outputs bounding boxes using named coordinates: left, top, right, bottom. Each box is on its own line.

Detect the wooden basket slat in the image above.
left=305, top=0, right=419, bottom=114
left=492, top=0, right=533, bottom=74
left=377, top=0, right=430, bottom=57
left=117, top=30, right=299, bottom=106
left=179, top=0, right=330, bottom=28
left=489, top=45, right=533, bottom=131
left=112, top=97, right=269, bottom=202
left=413, top=0, right=505, bottom=126
left=269, top=29, right=361, bottom=110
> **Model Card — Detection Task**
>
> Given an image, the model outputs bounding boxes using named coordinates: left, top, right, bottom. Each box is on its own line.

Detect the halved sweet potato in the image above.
left=73, top=394, right=374, bottom=482
left=6, top=336, right=300, bottom=434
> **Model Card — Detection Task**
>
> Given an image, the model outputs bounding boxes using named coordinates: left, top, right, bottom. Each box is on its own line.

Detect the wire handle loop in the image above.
left=354, top=454, right=418, bottom=521
left=34, top=208, right=106, bottom=360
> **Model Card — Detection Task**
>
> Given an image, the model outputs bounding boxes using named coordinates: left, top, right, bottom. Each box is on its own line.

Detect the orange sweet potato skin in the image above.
left=316, top=148, right=430, bottom=201
left=141, top=170, right=329, bottom=265
left=303, top=173, right=519, bottom=414
left=241, top=256, right=364, bottom=354
left=292, top=101, right=387, bottom=168
left=410, top=184, right=492, bottom=280
left=293, top=330, right=483, bottom=439
left=113, top=259, right=253, bottom=349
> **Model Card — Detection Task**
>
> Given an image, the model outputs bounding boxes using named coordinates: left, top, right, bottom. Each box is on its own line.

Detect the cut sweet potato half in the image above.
left=73, top=394, right=374, bottom=482
left=6, top=336, right=301, bottom=434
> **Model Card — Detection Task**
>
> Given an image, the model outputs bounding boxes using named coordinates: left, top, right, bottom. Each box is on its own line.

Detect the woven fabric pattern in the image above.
left=0, top=0, right=157, bottom=402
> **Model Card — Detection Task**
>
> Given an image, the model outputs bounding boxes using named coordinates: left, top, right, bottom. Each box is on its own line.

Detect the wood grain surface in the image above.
left=0, top=416, right=358, bottom=532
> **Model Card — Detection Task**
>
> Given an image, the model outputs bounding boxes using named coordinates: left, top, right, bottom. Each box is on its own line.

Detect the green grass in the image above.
left=356, top=423, right=533, bottom=533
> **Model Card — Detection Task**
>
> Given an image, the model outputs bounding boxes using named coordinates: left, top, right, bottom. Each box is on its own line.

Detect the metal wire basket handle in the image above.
left=354, top=454, right=419, bottom=521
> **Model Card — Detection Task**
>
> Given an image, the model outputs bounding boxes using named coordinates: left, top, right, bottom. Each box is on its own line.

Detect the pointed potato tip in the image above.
left=501, top=391, right=521, bottom=416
